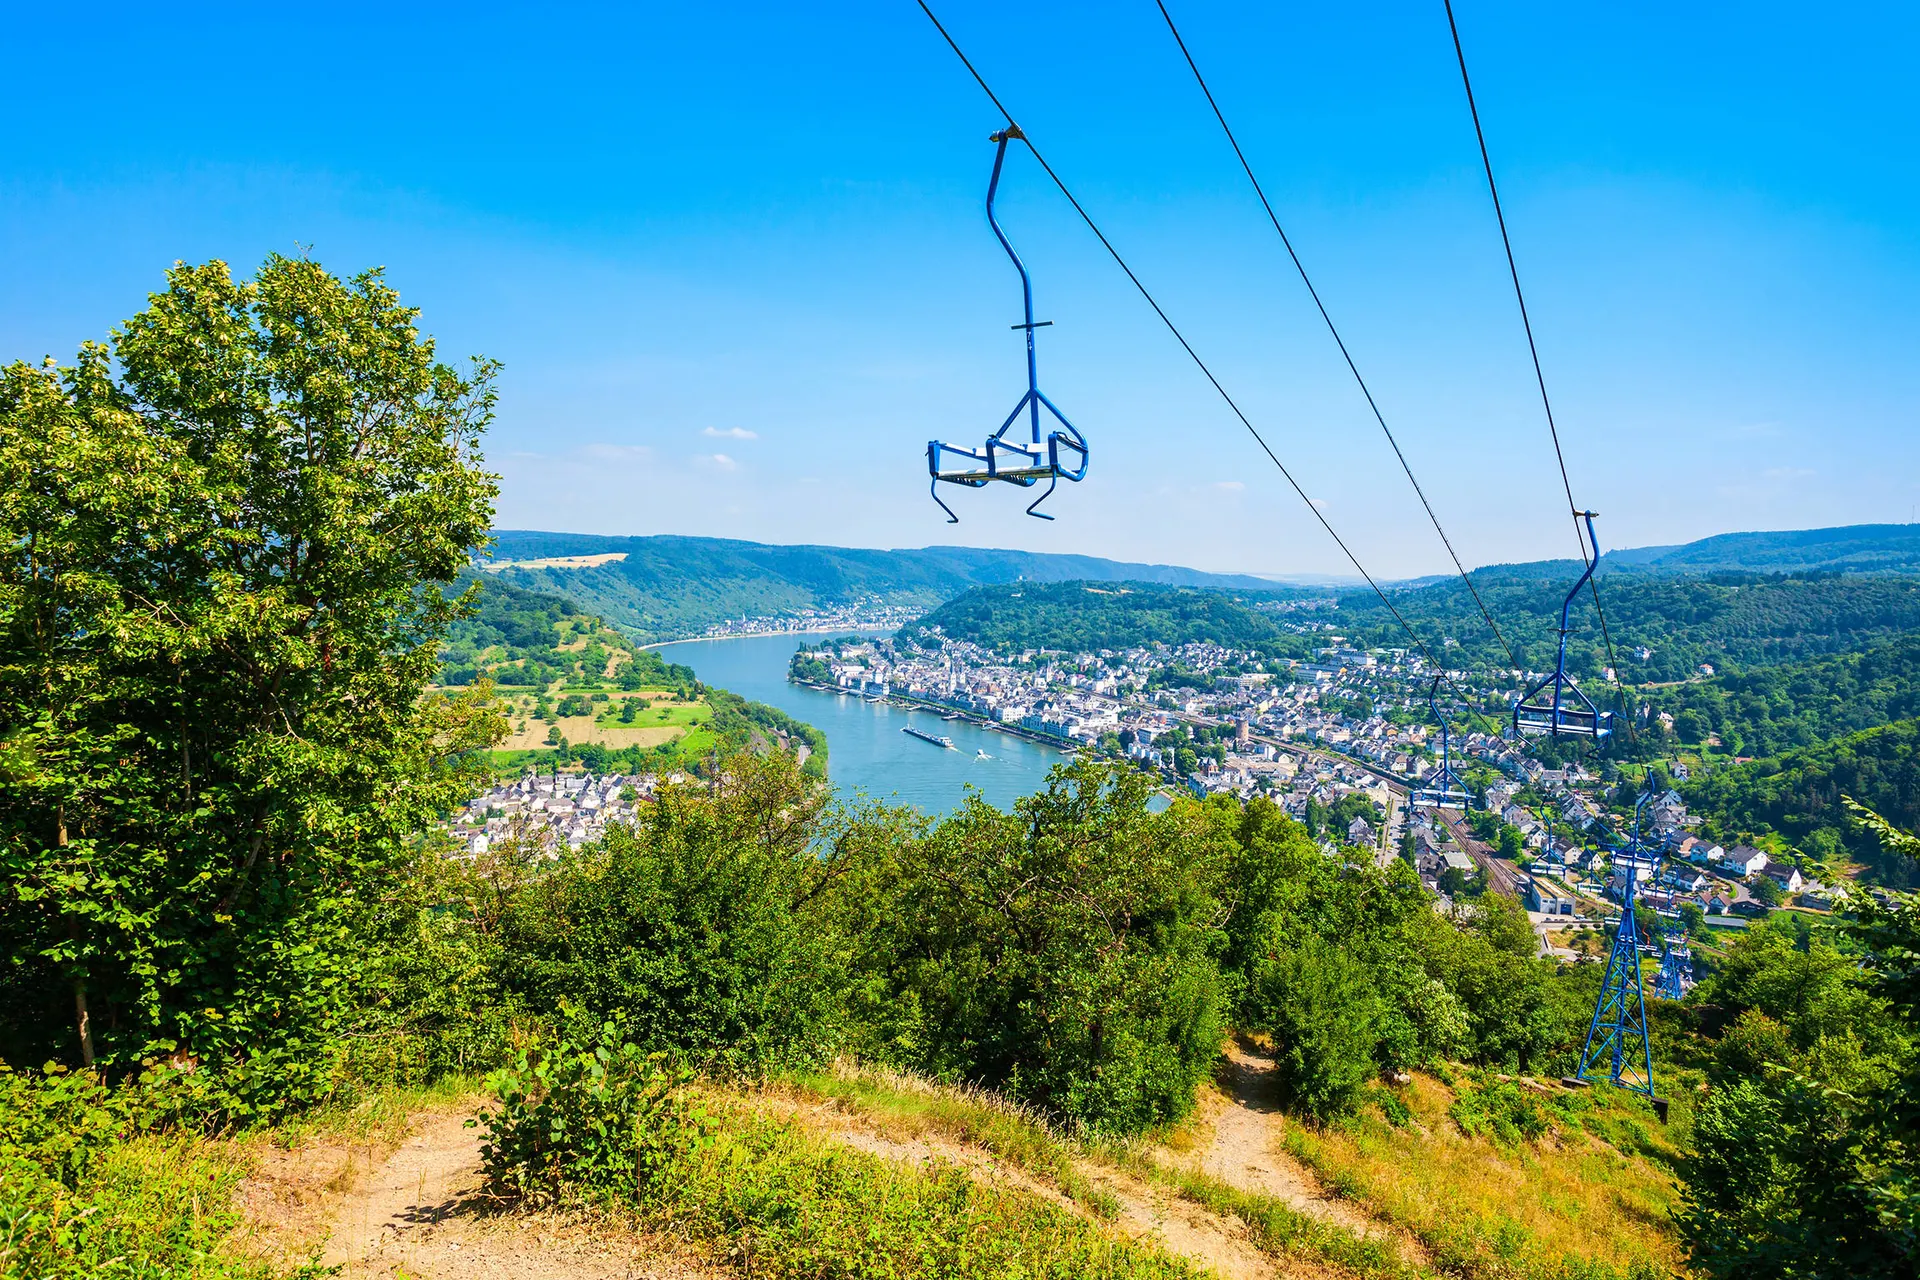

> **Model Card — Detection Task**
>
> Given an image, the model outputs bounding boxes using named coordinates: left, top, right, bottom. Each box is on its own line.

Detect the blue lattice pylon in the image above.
left=1576, top=789, right=1658, bottom=1098
left=1655, top=925, right=1690, bottom=1002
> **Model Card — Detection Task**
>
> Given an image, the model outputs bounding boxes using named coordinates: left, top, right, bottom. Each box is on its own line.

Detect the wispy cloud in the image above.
left=702, top=426, right=758, bottom=440
left=1213, top=480, right=1246, bottom=492
left=578, top=443, right=652, bottom=462
left=701, top=453, right=739, bottom=471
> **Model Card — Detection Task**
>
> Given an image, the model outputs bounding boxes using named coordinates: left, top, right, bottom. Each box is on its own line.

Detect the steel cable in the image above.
left=1153, top=0, right=1522, bottom=676
left=913, top=0, right=1472, bottom=694
left=1441, top=0, right=1632, bottom=737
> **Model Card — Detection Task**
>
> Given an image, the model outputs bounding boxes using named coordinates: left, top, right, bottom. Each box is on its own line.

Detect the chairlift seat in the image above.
left=1410, top=784, right=1473, bottom=809
left=926, top=125, right=1090, bottom=522
left=1514, top=696, right=1612, bottom=739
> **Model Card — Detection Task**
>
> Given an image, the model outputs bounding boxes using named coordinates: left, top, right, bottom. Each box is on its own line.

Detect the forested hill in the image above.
left=1645, top=633, right=1920, bottom=757
left=902, top=581, right=1303, bottom=655
left=481, top=531, right=1284, bottom=640
left=1455, top=522, right=1920, bottom=580
left=1335, top=571, right=1920, bottom=683
left=1611, top=522, right=1920, bottom=574
left=1684, top=719, right=1920, bottom=889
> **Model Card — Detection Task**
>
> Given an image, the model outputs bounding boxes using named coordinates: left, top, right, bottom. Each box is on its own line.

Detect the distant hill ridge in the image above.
left=482, top=531, right=1285, bottom=641
left=483, top=523, right=1920, bottom=642
left=1459, top=522, right=1920, bottom=581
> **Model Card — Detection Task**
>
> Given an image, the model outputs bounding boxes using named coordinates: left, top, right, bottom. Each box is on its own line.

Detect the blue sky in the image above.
left=3, top=1, right=1916, bottom=578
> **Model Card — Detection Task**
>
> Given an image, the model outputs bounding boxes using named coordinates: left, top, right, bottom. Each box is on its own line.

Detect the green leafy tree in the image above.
left=1676, top=800, right=1920, bottom=1278
left=0, top=255, right=500, bottom=1103
left=1250, top=934, right=1381, bottom=1119
left=853, top=759, right=1230, bottom=1131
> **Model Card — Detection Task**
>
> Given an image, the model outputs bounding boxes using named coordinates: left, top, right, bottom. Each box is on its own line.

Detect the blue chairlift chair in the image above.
left=1514, top=511, right=1615, bottom=739
left=928, top=126, right=1089, bottom=522
left=1410, top=676, right=1472, bottom=810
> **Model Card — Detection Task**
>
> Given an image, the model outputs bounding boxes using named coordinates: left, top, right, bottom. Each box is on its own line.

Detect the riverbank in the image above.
left=787, top=676, right=1093, bottom=754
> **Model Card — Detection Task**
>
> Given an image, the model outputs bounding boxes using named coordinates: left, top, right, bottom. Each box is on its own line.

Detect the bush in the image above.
left=1448, top=1079, right=1554, bottom=1145
left=491, top=749, right=849, bottom=1070
left=851, top=760, right=1229, bottom=1132
left=0, top=1065, right=268, bottom=1279
left=1250, top=935, right=1382, bottom=1119
left=478, top=1013, right=708, bottom=1203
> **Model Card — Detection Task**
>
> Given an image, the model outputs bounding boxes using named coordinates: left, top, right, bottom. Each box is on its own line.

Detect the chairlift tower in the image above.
left=1573, top=788, right=1661, bottom=1106
left=1655, top=922, right=1691, bottom=1002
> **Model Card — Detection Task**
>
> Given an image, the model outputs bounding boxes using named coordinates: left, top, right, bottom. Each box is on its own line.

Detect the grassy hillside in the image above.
left=439, top=576, right=825, bottom=775
left=480, top=531, right=1289, bottom=640
left=902, top=581, right=1303, bottom=654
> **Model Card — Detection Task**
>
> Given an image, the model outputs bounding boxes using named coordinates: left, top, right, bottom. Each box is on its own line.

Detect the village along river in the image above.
left=656, top=631, right=1071, bottom=815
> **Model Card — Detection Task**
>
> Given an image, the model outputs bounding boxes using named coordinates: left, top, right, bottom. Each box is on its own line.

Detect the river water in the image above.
left=659, top=631, right=1070, bottom=815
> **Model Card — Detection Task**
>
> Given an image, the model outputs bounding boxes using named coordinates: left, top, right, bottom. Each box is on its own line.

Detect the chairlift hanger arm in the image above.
left=927, top=120, right=1090, bottom=522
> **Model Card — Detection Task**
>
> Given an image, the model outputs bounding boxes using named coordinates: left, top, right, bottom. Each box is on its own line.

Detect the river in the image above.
left=657, top=631, right=1071, bottom=815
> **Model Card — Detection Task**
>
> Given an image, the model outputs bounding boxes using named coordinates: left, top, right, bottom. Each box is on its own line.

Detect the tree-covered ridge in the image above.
left=438, top=575, right=695, bottom=691
left=1338, top=571, right=1920, bottom=682
left=1646, top=633, right=1920, bottom=756
left=902, top=581, right=1310, bottom=656
left=482, top=532, right=1287, bottom=641
left=1682, top=718, right=1920, bottom=888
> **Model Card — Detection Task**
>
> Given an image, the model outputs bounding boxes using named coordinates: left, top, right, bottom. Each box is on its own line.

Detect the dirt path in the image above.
left=313, top=1111, right=713, bottom=1280
left=1187, top=1044, right=1386, bottom=1240
left=766, top=1090, right=1280, bottom=1280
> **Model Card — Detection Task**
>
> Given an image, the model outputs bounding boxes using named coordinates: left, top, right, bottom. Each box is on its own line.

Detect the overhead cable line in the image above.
left=912, top=0, right=1464, bottom=690
left=1440, top=0, right=1630, bottom=732
left=1153, top=0, right=1520, bottom=676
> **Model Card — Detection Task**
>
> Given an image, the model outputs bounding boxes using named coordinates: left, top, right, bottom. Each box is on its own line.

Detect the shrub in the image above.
left=852, top=760, right=1230, bottom=1132
left=491, top=750, right=848, bottom=1070
left=1448, top=1079, right=1553, bottom=1145
left=1250, top=934, right=1382, bottom=1119
left=477, top=1012, right=708, bottom=1203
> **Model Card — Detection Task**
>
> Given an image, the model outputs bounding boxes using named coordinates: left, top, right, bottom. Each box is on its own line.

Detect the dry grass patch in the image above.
left=1273, top=1073, right=1684, bottom=1280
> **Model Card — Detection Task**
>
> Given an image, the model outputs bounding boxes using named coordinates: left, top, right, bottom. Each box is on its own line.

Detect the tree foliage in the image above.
left=1675, top=800, right=1920, bottom=1278
left=848, top=760, right=1231, bottom=1131
left=0, top=255, right=500, bottom=1107
left=1684, top=718, right=1920, bottom=887
left=904, top=581, right=1303, bottom=657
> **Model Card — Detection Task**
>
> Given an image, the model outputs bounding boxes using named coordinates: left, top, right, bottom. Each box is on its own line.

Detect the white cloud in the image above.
left=703, top=453, right=739, bottom=471
left=702, top=426, right=759, bottom=440
left=1213, top=480, right=1246, bottom=492
left=1309, top=497, right=1330, bottom=510
left=578, top=442, right=653, bottom=462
